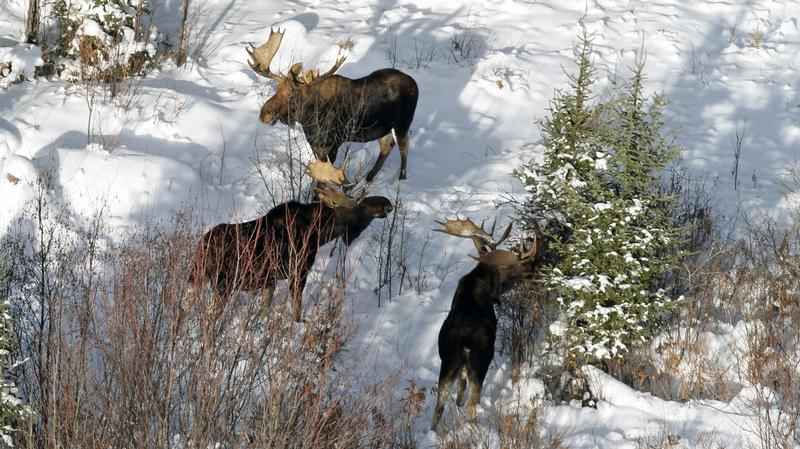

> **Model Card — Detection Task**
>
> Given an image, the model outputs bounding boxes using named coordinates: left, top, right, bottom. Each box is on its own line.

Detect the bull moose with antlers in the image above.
left=247, top=28, right=419, bottom=182
left=430, top=217, right=542, bottom=431
left=189, top=161, right=392, bottom=322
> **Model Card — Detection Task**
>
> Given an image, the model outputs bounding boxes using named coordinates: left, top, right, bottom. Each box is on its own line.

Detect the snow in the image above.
left=0, top=42, right=42, bottom=88
left=2, top=0, right=799, bottom=447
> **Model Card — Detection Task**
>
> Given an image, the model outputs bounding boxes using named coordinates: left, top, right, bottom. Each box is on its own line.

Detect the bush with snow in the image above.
left=514, top=33, right=684, bottom=366
left=0, top=44, right=43, bottom=88
left=52, top=0, right=156, bottom=81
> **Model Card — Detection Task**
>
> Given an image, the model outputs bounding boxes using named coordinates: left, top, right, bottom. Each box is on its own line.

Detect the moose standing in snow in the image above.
left=247, top=28, right=419, bottom=182
left=189, top=161, right=392, bottom=322
left=430, top=217, right=542, bottom=431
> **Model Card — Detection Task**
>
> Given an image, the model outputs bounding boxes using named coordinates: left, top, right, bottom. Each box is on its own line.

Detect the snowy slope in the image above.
left=3, top=0, right=800, bottom=447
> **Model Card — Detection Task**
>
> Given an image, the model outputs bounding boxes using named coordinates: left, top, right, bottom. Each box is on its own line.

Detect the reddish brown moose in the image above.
left=189, top=161, right=392, bottom=322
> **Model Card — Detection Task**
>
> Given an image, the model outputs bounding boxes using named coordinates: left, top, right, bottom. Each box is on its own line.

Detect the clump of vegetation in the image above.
left=514, top=32, right=684, bottom=368
left=51, top=0, right=157, bottom=83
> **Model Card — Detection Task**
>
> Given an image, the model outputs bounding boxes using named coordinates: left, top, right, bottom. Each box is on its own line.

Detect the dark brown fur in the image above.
left=260, top=69, right=418, bottom=181
left=189, top=197, right=392, bottom=322
left=431, top=245, right=542, bottom=431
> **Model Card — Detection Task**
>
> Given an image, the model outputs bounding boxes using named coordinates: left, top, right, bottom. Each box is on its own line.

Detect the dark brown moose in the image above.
left=430, top=217, right=542, bottom=431
left=189, top=161, right=392, bottom=322
left=247, top=28, right=419, bottom=182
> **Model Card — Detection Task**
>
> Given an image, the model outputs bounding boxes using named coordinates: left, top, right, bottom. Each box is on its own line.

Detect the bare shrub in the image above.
left=731, top=217, right=800, bottom=449
left=448, top=30, right=488, bottom=64
left=253, top=125, right=317, bottom=206
left=496, top=277, right=552, bottom=385
left=436, top=399, right=563, bottom=449
left=2, top=188, right=407, bottom=448
left=372, top=187, right=409, bottom=304
left=635, top=429, right=726, bottom=449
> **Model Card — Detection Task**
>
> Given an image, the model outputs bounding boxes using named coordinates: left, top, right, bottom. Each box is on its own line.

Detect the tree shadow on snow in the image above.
left=663, top=8, right=800, bottom=227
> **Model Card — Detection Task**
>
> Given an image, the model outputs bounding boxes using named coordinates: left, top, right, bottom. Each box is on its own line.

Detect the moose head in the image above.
left=247, top=28, right=348, bottom=128
left=434, top=217, right=541, bottom=291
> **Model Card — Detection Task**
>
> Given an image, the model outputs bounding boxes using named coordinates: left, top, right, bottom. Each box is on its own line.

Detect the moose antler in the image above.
left=294, top=48, right=347, bottom=85
left=434, top=217, right=492, bottom=239
left=314, top=184, right=358, bottom=209
left=472, top=236, right=539, bottom=266
left=306, top=160, right=367, bottom=209
left=306, top=160, right=350, bottom=185
left=247, top=28, right=286, bottom=81
left=313, top=50, right=347, bottom=81
left=434, top=217, right=512, bottom=255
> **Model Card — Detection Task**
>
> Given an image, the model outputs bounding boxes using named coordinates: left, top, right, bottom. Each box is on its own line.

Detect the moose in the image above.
left=430, top=217, right=542, bottom=431
left=189, top=161, right=392, bottom=322
left=247, top=28, right=419, bottom=182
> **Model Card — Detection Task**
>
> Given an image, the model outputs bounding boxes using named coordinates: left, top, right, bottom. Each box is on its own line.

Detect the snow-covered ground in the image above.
left=2, top=0, right=799, bottom=447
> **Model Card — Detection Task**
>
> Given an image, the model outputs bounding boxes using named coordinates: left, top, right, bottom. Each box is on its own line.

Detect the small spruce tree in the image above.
left=515, top=32, right=683, bottom=367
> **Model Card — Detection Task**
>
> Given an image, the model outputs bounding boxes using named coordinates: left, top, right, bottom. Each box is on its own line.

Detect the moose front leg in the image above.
left=288, top=259, right=313, bottom=322
left=465, top=348, right=492, bottom=422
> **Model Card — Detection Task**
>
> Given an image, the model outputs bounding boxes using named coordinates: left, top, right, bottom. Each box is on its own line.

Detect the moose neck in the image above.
left=455, top=261, right=532, bottom=310
left=452, top=264, right=504, bottom=310
left=293, top=79, right=363, bottom=142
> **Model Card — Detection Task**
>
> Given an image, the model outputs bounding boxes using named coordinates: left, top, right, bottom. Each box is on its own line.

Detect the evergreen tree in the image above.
left=515, top=33, right=683, bottom=366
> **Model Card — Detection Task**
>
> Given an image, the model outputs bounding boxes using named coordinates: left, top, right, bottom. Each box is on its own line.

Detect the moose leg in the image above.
left=365, top=134, right=395, bottom=182
left=431, top=351, right=464, bottom=431
left=257, top=283, right=276, bottom=319
left=289, top=270, right=310, bottom=323
left=455, top=366, right=468, bottom=407
left=210, top=285, right=230, bottom=320
left=397, top=132, right=409, bottom=180
left=465, top=349, right=493, bottom=422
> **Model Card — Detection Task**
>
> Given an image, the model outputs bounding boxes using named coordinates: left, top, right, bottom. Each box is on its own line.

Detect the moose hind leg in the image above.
left=365, top=133, right=395, bottom=182
left=455, top=366, right=468, bottom=407
left=397, top=131, right=409, bottom=180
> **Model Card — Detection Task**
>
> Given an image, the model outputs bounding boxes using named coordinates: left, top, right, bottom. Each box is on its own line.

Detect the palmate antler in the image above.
left=435, top=217, right=538, bottom=265
left=434, top=217, right=510, bottom=255
left=306, top=159, right=350, bottom=185
left=471, top=238, right=538, bottom=266
left=289, top=50, right=347, bottom=85
left=306, top=160, right=366, bottom=209
left=247, top=27, right=348, bottom=84
left=247, top=28, right=286, bottom=81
